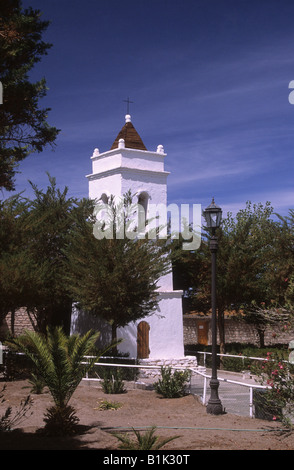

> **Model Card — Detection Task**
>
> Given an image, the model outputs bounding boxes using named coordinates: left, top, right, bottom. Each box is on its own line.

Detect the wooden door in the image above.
left=137, top=321, right=150, bottom=359
left=197, top=321, right=208, bottom=345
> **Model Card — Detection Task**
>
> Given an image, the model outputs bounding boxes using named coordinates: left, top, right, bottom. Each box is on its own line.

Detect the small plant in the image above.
left=43, top=404, right=79, bottom=436
left=95, top=399, right=122, bottom=411
left=26, top=372, right=46, bottom=394
left=112, top=426, right=180, bottom=450
left=0, top=385, right=33, bottom=432
left=154, top=366, right=190, bottom=398
left=102, top=368, right=126, bottom=394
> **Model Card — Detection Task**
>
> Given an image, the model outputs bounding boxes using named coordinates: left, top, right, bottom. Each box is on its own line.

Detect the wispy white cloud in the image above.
left=220, top=189, right=294, bottom=218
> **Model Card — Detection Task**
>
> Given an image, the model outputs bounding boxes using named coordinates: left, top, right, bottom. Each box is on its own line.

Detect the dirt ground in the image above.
left=0, top=379, right=293, bottom=451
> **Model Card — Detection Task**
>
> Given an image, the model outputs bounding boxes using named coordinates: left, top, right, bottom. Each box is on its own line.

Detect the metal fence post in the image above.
left=249, top=386, right=254, bottom=418
left=203, top=375, right=207, bottom=405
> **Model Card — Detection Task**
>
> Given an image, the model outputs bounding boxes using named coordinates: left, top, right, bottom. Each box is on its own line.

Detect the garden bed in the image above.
left=0, top=379, right=293, bottom=450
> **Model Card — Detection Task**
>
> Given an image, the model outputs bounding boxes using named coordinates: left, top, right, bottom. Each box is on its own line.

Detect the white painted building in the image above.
left=71, top=114, right=187, bottom=360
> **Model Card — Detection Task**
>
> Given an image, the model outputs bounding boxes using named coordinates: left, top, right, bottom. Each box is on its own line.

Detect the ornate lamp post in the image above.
left=203, top=198, right=224, bottom=415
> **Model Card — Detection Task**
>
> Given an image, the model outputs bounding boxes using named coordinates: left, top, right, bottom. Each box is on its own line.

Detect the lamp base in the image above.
left=206, top=399, right=224, bottom=415
left=206, top=378, right=224, bottom=415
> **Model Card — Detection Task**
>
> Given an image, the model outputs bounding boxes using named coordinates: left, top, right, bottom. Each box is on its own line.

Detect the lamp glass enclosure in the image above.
left=204, top=198, right=222, bottom=229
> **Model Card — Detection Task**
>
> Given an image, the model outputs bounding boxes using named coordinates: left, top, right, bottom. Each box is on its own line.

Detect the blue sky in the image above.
left=4, top=0, right=294, bottom=218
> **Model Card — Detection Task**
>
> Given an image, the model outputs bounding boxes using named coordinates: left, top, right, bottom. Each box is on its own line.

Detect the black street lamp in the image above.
left=203, top=198, right=224, bottom=415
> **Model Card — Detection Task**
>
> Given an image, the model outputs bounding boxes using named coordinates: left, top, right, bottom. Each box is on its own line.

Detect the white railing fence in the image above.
left=1, top=350, right=287, bottom=420
left=80, top=354, right=273, bottom=419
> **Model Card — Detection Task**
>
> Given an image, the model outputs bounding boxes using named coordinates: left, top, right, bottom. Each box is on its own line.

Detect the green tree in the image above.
left=0, top=0, right=59, bottom=191
left=274, top=209, right=294, bottom=307
left=21, top=175, right=93, bottom=333
left=65, top=192, right=172, bottom=346
left=244, top=304, right=293, bottom=347
left=0, top=193, right=39, bottom=332
left=174, top=201, right=283, bottom=352
left=0, top=175, right=93, bottom=335
left=215, top=201, right=278, bottom=350
left=240, top=207, right=294, bottom=346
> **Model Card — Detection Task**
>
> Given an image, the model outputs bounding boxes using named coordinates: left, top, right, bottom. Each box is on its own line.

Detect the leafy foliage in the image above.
left=0, top=175, right=94, bottom=333
left=7, top=326, right=117, bottom=434
left=43, top=405, right=79, bottom=436
left=0, top=0, right=59, bottom=191
left=21, top=174, right=92, bottom=332
left=173, top=201, right=294, bottom=351
left=112, top=425, right=180, bottom=450
left=26, top=372, right=46, bottom=394
left=65, top=191, right=172, bottom=342
left=154, top=366, right=190, bottom=398
left=0, top=194, right=32, bottom=325
left=251, top=351, right=294, bottom=426
left=0, top=385, right=33, bottom=432
left=95, top=399, right=122, bottom=411
left=101, top=368, right=126, bottom=394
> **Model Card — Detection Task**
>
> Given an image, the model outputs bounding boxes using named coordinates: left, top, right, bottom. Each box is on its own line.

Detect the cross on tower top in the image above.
left=123, top=97, right=134, bottom=114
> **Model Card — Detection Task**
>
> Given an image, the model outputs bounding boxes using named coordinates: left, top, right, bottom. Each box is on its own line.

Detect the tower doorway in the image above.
left=137, top=321, right=150, bottom=359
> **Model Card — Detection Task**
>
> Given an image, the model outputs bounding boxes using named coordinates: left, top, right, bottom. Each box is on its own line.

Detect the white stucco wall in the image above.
left=87, top=144, right=169, bottom=206
left=117, top=291, right=184, bottom=359
left=87, top=172, right=122, bottom=201
left=90, top=147, right=166, bottom=175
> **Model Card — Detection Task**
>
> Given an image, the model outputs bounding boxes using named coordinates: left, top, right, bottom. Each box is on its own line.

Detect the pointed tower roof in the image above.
left=110, top=115, right=147, bottom=151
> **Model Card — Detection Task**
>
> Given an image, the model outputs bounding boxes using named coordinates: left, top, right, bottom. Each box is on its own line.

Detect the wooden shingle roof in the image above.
left=110, top=115, right=147, bottom=151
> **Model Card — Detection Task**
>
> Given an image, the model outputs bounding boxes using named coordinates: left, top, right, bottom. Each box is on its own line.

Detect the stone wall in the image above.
left=0, top=308, right=35, bottom=339
left=183, top=314, right=294, bottom=347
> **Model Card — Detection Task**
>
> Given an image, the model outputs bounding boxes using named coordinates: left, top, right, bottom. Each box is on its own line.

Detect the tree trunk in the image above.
left=257, top=326, right=265, bottom=348
left=10, top=309, right=15, bottom=336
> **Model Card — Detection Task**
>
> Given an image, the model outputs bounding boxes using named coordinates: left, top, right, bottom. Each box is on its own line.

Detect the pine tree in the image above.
left=0, top=0, right=59, bottom=190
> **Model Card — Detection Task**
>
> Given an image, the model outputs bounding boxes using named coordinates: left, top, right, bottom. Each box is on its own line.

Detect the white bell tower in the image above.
left=88, top=114, right=168, bottom=206
left=85, top=114, right=185, bottom=359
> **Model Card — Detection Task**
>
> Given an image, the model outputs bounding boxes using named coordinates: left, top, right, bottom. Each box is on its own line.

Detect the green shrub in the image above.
left=102, top=368, right=126, bottom=394
left=26, top=372, right=46, bottom=394
left=7, top=327, right=116, bottom=435
left=43, top=405, right=79, bottom=436
left=95, top=399, right=122, bottom=411
left=251, top=351, right=294, bottom=426
left=0, top=385, right=33, bottom=432
left=112, top=426, right=180, bottom=450
left=94, top=356, right=139, bottom=381
left=154, top=366, right=190, bottom=398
